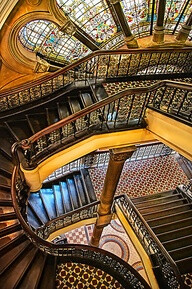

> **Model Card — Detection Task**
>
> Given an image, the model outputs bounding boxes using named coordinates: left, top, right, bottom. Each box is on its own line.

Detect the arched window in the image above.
left=56, top=0, right=117, bottom=43
left=18, top=19, right=90, bottom=63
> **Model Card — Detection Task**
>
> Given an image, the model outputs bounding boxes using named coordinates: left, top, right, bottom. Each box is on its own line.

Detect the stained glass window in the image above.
left=164, top=0, right=192, bottom=33
left=18, top=20, right=90, bottom=63
left=56, top=0, right=117, bottom=43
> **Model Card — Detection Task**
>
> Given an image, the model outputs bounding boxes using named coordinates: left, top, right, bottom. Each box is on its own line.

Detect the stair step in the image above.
left=53, top=185, right=64, bottom=216
left=0, top=212, right=17, bottom=221
left=68, top=98, right=82, bottom=114
left=80, top=169, right=96, bottom=203
left=60, top=182, right=73, bottom=212
left=0, top=236, right=11, bottom=247
left=134, top=194, right=183, bottom=208
left=132, top=190, right=177, bottom=204
left=28, top=193, right=49, bottom=224
left=95, top=86, right=108, bottom=101
left=147, top=210, right=192, bottom=227
left=142, top=204, right=192, bottom=220
left=0, top=175, right=11, bottom=188
left=66, top=178, right=80, bottom=210
left=176, top=256, right=192, bottom=274
left=27, top=113, right=48, bottom=133
left=152, top=217, right=192, bottom=234
left=0, top=223, right=21, bottom=238
left=73, top=174, right=88, bottom=206
left=168, top=244, right=192, bottom=261
left=18, top=250, right=46, bottom=289
left=40, top=188, right=57, bottom=220
left=0, top=239, right=30, bottom=274
left=0, top=154, right=13, bottom=177
left=0, top=199, right=12, bottom=205
left=6, top=119, right=32, bottom=140
left=27, top=206, right=42, bottom=229
left=57, top=102, right=70, bottom=119
left=38, top=255, right=57, bottom=289
left=138, top=199, right=187, bottom=214
left=162, top=234, right=192, bottom=251
left=0, top=127, right=14, bottom=159
left=46, top=107, right=60, bottom=125
left=157, top=225, right=192, bottom=242
left=81, top=92, right=94, bottom=107
left=0, top=233, right=27, bottom=256
left=0, top=244, right=37, bottom=289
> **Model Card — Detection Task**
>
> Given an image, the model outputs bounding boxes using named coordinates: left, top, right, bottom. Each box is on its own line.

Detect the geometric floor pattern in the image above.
left=56, top=262, right=124, bottom=289
left=89, top=155, right=189, bottom=199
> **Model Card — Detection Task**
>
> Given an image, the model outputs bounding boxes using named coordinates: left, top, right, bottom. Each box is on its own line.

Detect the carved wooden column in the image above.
left=110, top=0, right=138, bottom=48
left=153, top=0, right=166, bottom=43
left=90, top=146, right=136, bottom=247
left=61, top=19, right=99, bottom=51
left=176, top=12, right=192, bottom=43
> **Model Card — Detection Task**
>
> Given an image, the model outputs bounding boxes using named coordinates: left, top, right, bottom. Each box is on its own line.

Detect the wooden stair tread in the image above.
left=137, top=199, right=186, bottom=213
left=40, top=188, right=57, bottom=220
left=28, top=193, right=49, bottom=224
left=132, top=190, right=176, bottom=203
left=38, top=255, right=57, bottom=289
left=53, top=185, right=64, bottom=216
left=60, top=182, right=73, bottom=212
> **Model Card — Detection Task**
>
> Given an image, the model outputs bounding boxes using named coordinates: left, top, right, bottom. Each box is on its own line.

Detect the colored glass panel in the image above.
left=56, top=0, right=117, bottom=43
left=18, top=20, right=90, bottom=63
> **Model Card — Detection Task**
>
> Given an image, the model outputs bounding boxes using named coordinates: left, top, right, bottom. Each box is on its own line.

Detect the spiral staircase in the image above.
left=0, top=0, right=192, bottom=288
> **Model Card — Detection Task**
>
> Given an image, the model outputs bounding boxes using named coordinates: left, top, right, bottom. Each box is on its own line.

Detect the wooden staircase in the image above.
left=27, top=169, right=97, bottom=229
left=131, top=189, right=192, bottom=275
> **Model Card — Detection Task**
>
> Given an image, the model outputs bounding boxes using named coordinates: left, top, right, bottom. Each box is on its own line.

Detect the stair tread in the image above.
left=134, top=194, right=183, bottom=208
left=66, top=178, right=80, bottom=210
left=168, top=244, right=192, bottom=261
left=162, top=234, right=192, bottom=251
left=27, top=206, right=42, bottom=229
left=137, top=198, right=186, bottom=213
left=53, top=185, right=64, bottom=216
left=60, top=182, right=73, bottom=212
left=0, top=175, right=11, bottom=188
left=28, top=193, right=49, bottom=224
left=0, top=212, right=17, bottom=221
left=0, top=239, right=30, bottom=274
left=73, top=174, right=88, bottom=206
left=57, top=102, right=70, bottom=119
left=6, top=119, right=32, bottom=140
left=18, top=250, right=46, bottom=289
left=0, top=222, right=21, bottom=238
left=40, top=188, right=57, bottom=220
left=132, top=190, right=176, bottom=203
left=147, top=210, right=192, bottom=226
left=0, top=154, right=14, bottom=176
left=80, top=169, right=96, bottom=203
left=27, top=113, right=48, bottom=133
left=0, top=244, right=37, bottom=289
left=152, top=216, right=192, bottom=233
left=0, top=233, right=27, bottom=256
left=81, top=92, right=94, bottom=107
left=38, top=255, right=57, bottom=289
left=69, top=98, right=82, bottom=114
left=176, top=256, right=192, bottom=274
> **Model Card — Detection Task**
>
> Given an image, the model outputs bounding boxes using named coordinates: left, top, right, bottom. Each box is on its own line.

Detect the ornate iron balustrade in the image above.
left=148, top=82, right=192, bottom=122
left=36, top=201, right=99, bottom=240
left=11, top=167, right=151, bottom=289
left=45, top=142, right=173, bottom=183
left=0, top=48, right=191, bottom=112
left=115, top=194, right=184, bottom=289
left=12, top=80, right=192, bottom=170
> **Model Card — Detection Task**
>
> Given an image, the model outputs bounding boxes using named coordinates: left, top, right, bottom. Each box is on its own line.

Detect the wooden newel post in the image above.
left=90, top=146, right=136, bottom=247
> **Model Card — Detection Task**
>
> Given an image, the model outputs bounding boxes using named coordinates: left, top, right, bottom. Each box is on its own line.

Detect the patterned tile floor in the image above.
left=89, top=155, right=189, bottom=199
left=56, top=155, right=191, bottom=288
left=56, top=262, right=124, bottom=289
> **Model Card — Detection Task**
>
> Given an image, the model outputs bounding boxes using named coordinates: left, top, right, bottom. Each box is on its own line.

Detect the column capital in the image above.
left=109, top=146, right=136, bottom=162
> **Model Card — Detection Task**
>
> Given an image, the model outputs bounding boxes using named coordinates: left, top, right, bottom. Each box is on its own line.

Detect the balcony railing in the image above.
left=0, top=48, right=191, bottom=112
left=12, top=80, right=192, bottom=170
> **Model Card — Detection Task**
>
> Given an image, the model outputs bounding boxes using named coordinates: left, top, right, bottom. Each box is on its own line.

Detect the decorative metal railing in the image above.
left=115, top=194, right=185, bottom=289
left=12, top=80, right=192, bottom=170
left=45, top=142, right=173, bottom=182
left=11, top=167, right=151, bottom=289
left=0, top=48, right=191, bottom=112
left=36, top=201, right=99, bottom=240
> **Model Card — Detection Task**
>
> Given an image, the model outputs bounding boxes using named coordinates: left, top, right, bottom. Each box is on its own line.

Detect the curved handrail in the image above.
left=116, top=194, right=185, bottom=289
left=11, top=166, right=151, bottom=289
left=19, top=79, right=192, bottom=149
left=1, top=47, right=191, bottom=97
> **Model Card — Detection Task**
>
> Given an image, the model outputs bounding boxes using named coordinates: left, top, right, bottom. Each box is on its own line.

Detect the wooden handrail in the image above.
left=1, top=47, right=191, bottom=96
left=19, top=79, right=192, bottom=148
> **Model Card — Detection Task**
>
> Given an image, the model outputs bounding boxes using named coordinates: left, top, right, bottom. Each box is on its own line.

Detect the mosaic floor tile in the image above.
left=56, top=262, right=124, bottom=289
